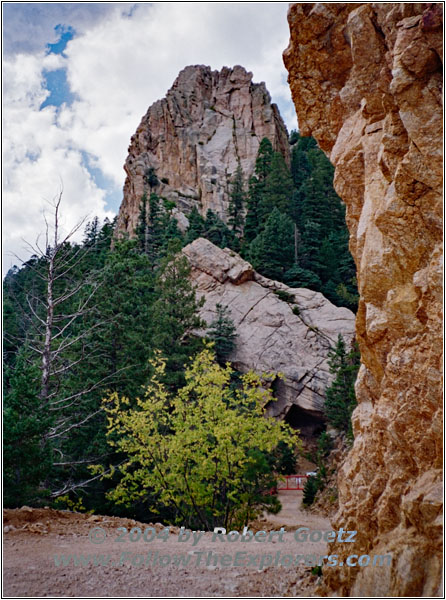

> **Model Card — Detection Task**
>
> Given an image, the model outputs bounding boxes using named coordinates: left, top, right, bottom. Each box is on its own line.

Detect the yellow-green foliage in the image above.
left=54, top=495, right=93, bottom=514
left=98, top=346, right=300, bottom=529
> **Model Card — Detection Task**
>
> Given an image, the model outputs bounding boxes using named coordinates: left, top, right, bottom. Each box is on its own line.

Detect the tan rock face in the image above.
left=182, top=238, right=355, bottom=421
left=117, top=65, right=290, bottom=236
left=284, top=3, right=442, bottom=596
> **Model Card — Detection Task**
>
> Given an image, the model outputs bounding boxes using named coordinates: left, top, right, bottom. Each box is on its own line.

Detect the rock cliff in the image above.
left=182, top=238, right=355, bottom=425
left=284, top=3, right=442, bottom=596
left=117, top=65, right=290, bottom=236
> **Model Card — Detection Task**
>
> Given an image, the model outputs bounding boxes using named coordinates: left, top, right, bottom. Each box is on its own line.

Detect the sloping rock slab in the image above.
left=183, top=238, right=355, bottom=418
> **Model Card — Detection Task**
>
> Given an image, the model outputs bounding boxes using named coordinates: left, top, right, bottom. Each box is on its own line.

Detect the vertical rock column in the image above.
left=284, top=3, right=442, bottom=596
left=116, top=65, right=290, bottom=237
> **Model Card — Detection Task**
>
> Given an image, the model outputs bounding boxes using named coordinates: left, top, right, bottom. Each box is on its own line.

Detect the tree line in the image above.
left=182, top=132, right=358, bottom=310
left=3, top=132, right=359, bottom=524
left=3, top=195, right=296, bottom=525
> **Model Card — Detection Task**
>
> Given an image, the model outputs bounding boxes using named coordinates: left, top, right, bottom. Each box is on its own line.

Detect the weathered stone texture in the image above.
left=183, top=237, right=355, bottom=420
left=284, top=3, right=442, bottom=596
left=117, top=65, right=290, bottom=236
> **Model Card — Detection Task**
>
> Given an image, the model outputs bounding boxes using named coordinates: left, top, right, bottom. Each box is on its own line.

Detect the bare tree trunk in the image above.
left=16, top=190, right=109, bottom=445
left=41, top=247, right=55, bottom=404
left=294, top=223, right=300, bottom=265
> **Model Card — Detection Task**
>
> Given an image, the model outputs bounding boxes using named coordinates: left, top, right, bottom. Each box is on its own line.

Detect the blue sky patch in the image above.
left=40, top=68, right=75, bottom=109
left=40, top=25, right=76, bottom=110
left=46, top=24, right=75, bottom=55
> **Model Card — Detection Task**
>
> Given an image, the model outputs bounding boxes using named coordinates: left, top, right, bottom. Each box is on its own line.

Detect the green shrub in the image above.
left=274, top=289, right=295, bottom=304
left=162, top=198, right=176, bottom=212
left=303, top=475, right=319, bottom=506
left=317, top=431, right=332, bottom=458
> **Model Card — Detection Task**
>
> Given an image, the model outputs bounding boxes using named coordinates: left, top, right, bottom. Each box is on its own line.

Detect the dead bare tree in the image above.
left=6, top=190, right=126, bottom=493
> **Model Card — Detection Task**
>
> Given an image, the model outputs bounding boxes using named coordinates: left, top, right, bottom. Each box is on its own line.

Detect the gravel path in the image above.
left=3, top=491, right=331, bottom=597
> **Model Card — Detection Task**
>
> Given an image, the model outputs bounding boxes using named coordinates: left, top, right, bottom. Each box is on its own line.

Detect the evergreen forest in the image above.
left=185, top=132, right=358, bottom=311
left=3, top=133, right=359, bottom=523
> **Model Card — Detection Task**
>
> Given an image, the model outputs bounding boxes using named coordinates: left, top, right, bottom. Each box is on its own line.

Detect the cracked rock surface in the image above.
left=284, top=3, right=443, bottom=596
left=183, top=238, right=355, bottom=419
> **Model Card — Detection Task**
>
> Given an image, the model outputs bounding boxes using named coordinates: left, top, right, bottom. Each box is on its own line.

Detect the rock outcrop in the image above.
left=284, top=3, right=443, bottom=597
left=182, top=238, right=355, bottom=422
left=117, top=65, right=290, bottom=236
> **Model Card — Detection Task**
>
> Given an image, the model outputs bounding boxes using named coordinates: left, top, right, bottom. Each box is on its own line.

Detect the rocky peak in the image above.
left=182, top=238, right=355, bottom=422
left=116, top=64, right=290, bottom=236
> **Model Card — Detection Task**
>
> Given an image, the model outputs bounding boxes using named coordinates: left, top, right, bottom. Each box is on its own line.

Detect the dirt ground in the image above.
left=3, top=490, right=332, bottom=597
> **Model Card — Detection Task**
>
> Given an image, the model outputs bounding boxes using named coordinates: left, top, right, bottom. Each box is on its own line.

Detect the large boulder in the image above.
left=183, top=238, right=355, bottom=420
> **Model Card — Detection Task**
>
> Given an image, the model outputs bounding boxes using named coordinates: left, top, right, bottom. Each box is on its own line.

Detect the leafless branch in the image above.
left=50, top=462, right=126, bottom=498
left=48, top=366, right=131, bottom=410
left=48, top=408, right=103, bottom=440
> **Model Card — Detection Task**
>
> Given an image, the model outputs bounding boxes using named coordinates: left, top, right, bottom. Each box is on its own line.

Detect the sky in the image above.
left=3, top=2, right=298, bottom=274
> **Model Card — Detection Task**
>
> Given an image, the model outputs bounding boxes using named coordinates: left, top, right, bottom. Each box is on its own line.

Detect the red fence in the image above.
left=277, top=474, right=308, bottom=491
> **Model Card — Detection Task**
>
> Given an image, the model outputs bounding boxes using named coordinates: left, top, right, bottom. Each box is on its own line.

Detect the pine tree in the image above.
left=147, top=193, right=164, bottom=264
left=135, top=192, right=149, bottom=254
left=96, top=217, right=115, bottom=255
left=151, top=243, right=205, bottom=390
left=160, top=214, right=184, bottom=257
left=290, top=134, right=313, bottom=224
left=244, top=140, right=294, bottom=240
left=248, top=208, right=295, bottom=280
left=144, top=166, right=159, bottom=189
left=2, top=197, right=121, bottom=503
left=243, top=176, right=262, bottom=244
left=323, top=335, right=360, bottom=437
left=203, top=209, right=235, bottom=249
left=4, top=349, right=53, bottom=506
left=228, top=162, right=245, bottom=234
left=289, top=129, right=300, bottom=145
left=185, top=206, right=206, bottom=244
left=255, top=137, right=274, bottom=182
left=303, top=475, right=319, bottom=506
left=260, top=151, right=294, bottom=219
left=284, top=265, right=322, bottom=290
left=54, top=237, right=157, bottom=501
left=83, top=216, right=100, bottom=248
left=207, top=304, right=237, bottom=363
left=291, top=144, right=311, bottom=190
left=287, top=135, right=358, bottom=309
left=3, top=255, right=47, bottom=370
left=135, top=192, right=166, bottom=265
left=89, top=238, right=156, bottom=397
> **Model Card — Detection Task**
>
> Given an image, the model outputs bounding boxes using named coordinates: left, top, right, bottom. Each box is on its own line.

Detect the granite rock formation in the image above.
left=182, top=238, right=355, bottom=424
left=117, top=65, right=290, bottom=236
left=284, top=3, right=443, bottom=596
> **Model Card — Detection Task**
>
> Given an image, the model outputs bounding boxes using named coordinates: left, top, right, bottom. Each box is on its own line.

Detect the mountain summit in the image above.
left=116, top=65, right=289, bottom=236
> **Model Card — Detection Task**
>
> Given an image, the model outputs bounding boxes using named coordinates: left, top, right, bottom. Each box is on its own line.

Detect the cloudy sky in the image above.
left=3, top=2, right=297, bottom=274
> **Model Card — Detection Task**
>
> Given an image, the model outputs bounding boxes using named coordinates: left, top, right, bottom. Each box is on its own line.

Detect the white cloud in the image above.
left=3, top=3, right=122, bottom=55
left=2, top=52, right=114, bottom=275
left=61, top=2, right=297, bottom=184
left=3, top=2, right=298, bottom=274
